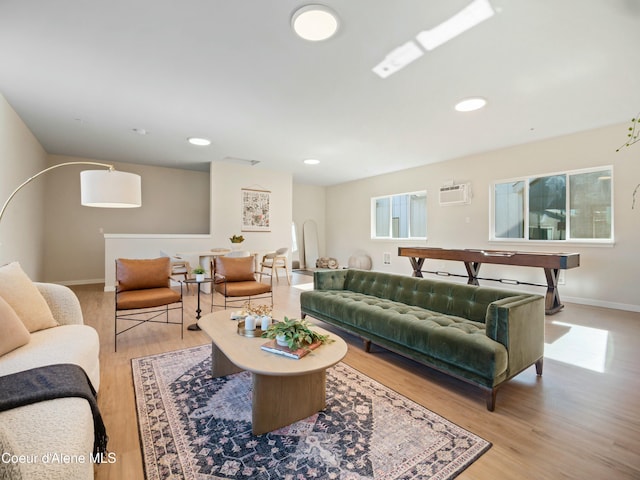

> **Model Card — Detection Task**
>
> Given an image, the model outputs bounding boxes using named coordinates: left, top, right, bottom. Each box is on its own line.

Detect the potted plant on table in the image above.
left=192, top=266, right=206, bottom=282
left=262, top=316, right=332, bottom=350
left=229, top=234, right=245, bottom=250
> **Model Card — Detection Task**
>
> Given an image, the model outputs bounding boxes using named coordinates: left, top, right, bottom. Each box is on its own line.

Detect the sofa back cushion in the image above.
left=116, top=258, right=170, bottom=292
left=343, top=269, right=520, bottom=323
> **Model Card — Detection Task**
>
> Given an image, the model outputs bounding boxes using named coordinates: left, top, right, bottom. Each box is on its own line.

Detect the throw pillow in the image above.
left=0, top=296, right=30, bottom=356
left=0, top=262, right=58, bottom=332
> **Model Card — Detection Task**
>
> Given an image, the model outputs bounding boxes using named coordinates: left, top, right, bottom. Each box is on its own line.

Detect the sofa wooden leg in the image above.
left=486, top=389, right=497, bottom=411
left=363, top=339, right=372, bottom=353
left=301, top=312, right=306, bottom=319
left=535, top=358, right=544, bottom=376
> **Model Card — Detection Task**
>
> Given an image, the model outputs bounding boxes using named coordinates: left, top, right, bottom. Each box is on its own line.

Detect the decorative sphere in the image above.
left=348, top=254, right=372, bottom=270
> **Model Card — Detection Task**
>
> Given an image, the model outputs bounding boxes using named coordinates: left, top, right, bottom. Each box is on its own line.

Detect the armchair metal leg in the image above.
left=115, top=299, right=183, bottom=352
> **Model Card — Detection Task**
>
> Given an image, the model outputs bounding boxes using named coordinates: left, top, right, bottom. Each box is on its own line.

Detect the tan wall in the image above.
left=0, top=94, right=48, bottom=279
left=43, top=155, right=210, bottom=283
left=325, top=123, right=640, bottom=311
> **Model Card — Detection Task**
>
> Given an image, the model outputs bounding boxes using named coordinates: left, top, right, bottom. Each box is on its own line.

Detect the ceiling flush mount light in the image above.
left=303, top=159, right=320, bottom=165
left=416, top=0, right=495, bottom=51
left=292, top=5, right=339, bottom=41
left=187, top=137, right=211, bottom=146
left=455, top=97, right=487, bottom=112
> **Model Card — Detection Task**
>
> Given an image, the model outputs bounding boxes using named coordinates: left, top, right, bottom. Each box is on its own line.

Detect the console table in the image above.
left=398, top=247, right=580, bottom=315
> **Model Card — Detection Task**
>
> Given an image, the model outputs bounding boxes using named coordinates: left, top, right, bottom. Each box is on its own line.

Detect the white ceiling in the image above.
left=1, top=0, right=639, bottom=186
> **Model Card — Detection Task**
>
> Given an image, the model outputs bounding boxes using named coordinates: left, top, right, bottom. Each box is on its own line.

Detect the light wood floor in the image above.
left=70, top=274, right=640, bottom=480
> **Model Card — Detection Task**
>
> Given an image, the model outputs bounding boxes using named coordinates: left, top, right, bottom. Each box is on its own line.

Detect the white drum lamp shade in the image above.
left=81, top=170, right=142, bottom=208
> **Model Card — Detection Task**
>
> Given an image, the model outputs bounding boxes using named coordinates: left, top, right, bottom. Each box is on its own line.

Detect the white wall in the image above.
left=210, top=162, right=292, bottom=258
left=292, top=183, right=326, bottom=268
left=325, top=123, right=640, bottom=312
left=0, top=94, right=48, bottom=279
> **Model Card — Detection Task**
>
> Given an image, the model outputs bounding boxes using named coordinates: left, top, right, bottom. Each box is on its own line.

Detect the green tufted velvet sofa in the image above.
left=300, top=269, right=545, bottom=410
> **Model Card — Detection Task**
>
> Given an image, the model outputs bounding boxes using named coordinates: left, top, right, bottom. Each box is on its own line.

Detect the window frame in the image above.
left=490, top=166, right=614, bottom=245
left=370, top=190, right=427, bottom=241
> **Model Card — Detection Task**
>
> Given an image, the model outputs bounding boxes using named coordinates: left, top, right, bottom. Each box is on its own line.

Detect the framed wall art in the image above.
left=241, top=188, right=271, bottom=232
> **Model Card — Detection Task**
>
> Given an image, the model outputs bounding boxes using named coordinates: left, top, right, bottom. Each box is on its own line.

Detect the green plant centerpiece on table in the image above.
left=229, top=234, right=245, bottom=244
left=262, top=316, right=332, bottom=350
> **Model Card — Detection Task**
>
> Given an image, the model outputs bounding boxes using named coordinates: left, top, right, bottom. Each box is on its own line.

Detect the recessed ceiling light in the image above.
left=454, top=97, right=487, bottom=112
left=187, top=137, right=211, bottom=146
left=132, top=128, right=148, bottom=135
left=292, top=5, right=339, bottom=41
left=304, top=159, right=320, bottom=165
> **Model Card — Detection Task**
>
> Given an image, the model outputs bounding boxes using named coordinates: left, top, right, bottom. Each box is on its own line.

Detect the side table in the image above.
left=183, top=278, right=214, bottom=331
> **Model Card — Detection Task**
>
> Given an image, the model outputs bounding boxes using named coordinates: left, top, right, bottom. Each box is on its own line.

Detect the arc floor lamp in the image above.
left=0, top=161, right=142, bottom=227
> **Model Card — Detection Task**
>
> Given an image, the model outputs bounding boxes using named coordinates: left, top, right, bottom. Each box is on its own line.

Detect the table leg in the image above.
left=251, top=370, right=326, bottom=435
left=199, top=255, right=213, bottom=294
left=188, top=282, right=202, bottom=331
left=544, top=268, right=564, bottom=314
left=211, top=343, right=244, bottom=378
left=464, top=261, right=481, bottom=285
left=409, top=257, right=425, bottom=277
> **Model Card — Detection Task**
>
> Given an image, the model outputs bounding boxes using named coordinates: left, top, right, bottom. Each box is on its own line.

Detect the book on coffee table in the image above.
left=261, top=339, right=322, bottom=359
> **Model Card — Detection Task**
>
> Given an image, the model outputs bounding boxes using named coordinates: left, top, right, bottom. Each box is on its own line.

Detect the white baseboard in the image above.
left=56, top=278, right=105, bottom=287
left=562, top=295, right=640, bottom=313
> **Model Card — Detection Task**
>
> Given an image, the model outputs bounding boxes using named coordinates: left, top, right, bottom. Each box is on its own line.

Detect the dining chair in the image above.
left=258, top=247, right=290, bottom=284
left=160, top=250, right=193, bottom=293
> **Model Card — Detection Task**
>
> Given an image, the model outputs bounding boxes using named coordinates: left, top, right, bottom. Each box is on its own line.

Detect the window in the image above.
left=491, top=167, right=612, bottom=242
left=371, top=191, right=427, bottom=239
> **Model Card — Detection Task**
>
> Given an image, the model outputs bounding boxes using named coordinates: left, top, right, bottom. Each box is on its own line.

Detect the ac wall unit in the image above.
left=439, top=183, right=471, bottom=206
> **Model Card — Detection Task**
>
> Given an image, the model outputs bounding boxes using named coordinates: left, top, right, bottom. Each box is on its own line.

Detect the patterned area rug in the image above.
left=132, top=345, right=490, bottom=480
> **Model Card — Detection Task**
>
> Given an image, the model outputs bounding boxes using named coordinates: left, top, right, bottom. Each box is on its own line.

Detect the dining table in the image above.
left=176, top=249, right=231, bottom=293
